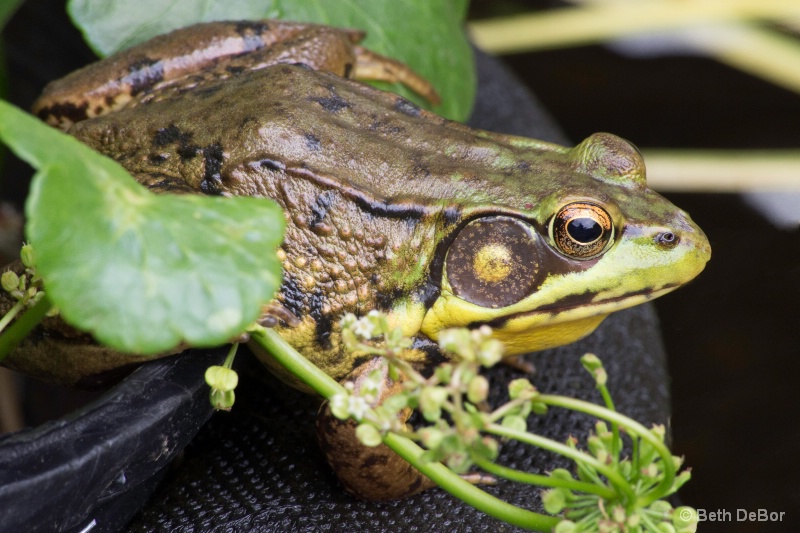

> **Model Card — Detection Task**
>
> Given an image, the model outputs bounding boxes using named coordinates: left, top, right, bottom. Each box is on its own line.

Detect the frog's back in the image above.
left=66, top=64, right=571, bottom=215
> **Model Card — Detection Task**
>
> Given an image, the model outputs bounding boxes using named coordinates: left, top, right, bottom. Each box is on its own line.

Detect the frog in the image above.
left=2, top=19, right=710, bottom=501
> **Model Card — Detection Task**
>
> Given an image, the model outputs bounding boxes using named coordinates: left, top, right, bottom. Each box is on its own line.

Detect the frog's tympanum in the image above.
left=4, top=20, right=710, bottom=501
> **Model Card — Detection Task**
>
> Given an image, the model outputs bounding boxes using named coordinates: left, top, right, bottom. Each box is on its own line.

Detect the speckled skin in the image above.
left=5, top=20, right=711, bottom=500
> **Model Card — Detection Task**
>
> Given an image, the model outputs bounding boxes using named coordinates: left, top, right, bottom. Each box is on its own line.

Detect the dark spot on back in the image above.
left=177, top=144, right=200, bottom=160
left=415, top=281, right=441, bottom=310
left=235, top=20, right=270, bottom=36
left=226, top=65, right=246, bottom=75
left=375, top=287, right=405, bottom=311
left=148, top=153, right=168, bottom=164
left=37, top=101, right=88, bottom=124
left=309, top=94, right=351, bottom=113
left=394, top=97, right=421, bottom=117
left=153, top=124, right=191, bottom=146
left=308, top=190, right=336, bottom=227
left=304, top=133, right=322, bottom=151
left=200, top=142, right=225, bottom=194
left=235, top=21, right=271, bottom=52
left=314, top=312, right=333, bottom=350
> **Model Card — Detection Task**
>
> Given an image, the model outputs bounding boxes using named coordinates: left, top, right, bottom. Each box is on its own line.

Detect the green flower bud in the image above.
left=419, top=427, right=444, bottom=450
left=553, top=521, right=577, bottom=533
left=419, top=386, right=447, bottom=421
left=673, top=469, right=692, bottom=490
left=20, top=244, right=35, bottom=268
left=593, top=367, right=608, bottom=387
left=541, top=488, right=567, bottom=514
left=612, top=505, right=626, bottom=523
left=501, top=414, right=526, bottom=432
left=581, top=353, right=602, bottom=371
left=1, top=271, right=19, bottom=293
left=434, top=363, right=453, bottom=383
left=476, top=339, right=503, bottom=367
left=467, top=375, right=489, bottom=404
left=587, top=435, right=606, bottom=457
left=476, top=436, right=499, bottom=461
left=508, top=378, right=535, bottom=400
left=656, top=524, right=676, bottom=533
left=648, top=500, right=673, bottom=516
left=204, top=365, right=238, bottom=391
left=531, top=401, right=547, bottom=415
left=549, top=468, right=574, bottom=482
left=210, top=388, right=235, bottom=410
left=672, top=507, right=698, bottom=530
left=445, top=451, right=471, bottom=474
left=355, top=423, right=383, bottom=447
left=641, top=463, right=659, bottom=479
left=438, top=328, right=474, bottom=360
left=382, top=393, right=409, bottom=416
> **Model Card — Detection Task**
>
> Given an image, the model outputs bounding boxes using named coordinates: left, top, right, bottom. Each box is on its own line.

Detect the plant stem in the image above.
left=382, top=433, right=559, bottom=531
left=537, top=394, right=676, bottom=506
left=249, top=328, right=561, bottom=532
left=0, top=298, right=25, bottom=334
left=223, top=342, right=238, bottom=368
left=0, top=295, right=52, bottom=363
left=596, top=380, right=621, bottom=463
left=472, top=454, right=616, bottom=499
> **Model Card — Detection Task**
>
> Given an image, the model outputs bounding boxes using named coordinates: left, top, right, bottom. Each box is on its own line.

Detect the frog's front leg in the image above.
left=316, top=357, right=437, bottom=501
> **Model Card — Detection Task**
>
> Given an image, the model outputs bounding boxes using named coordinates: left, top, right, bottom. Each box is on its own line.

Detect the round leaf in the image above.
left=0, top=100, right=285, bottom=355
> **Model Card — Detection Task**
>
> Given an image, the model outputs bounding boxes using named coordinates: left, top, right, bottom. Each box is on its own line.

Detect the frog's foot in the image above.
left=257, top=302, right=301, bottom=328
left=352, top=46, right=441, bottom=106
left=316, top=357, right=437, bottom=501
left=317, top=357, right=496, bottom=500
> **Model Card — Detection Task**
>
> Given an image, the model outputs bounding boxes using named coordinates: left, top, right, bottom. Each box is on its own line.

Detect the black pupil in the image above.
left=567, top=217, right=602, bottom=243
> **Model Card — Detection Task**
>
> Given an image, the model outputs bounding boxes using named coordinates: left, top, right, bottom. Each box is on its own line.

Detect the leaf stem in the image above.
left=471, top=454, right=616, bottom=499
left=537, top=394, right=676, bottom=506
left=0, top=295, right=52, bottom=363
left=486, top=423, right=636, bottom=505
left=0, top=298, right=25, bottom=334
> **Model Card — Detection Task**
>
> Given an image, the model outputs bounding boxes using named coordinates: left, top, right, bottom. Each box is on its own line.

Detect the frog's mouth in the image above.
left=482, top=283, right=681, bottom=330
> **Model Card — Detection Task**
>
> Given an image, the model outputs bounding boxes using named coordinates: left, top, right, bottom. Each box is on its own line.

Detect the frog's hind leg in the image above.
left=352, top=46, right=441, bottom=105
left=316, top=357, right=438, bottom=501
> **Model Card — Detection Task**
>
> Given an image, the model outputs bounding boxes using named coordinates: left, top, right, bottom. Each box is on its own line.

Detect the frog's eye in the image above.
left=550, top=202, right=614, bottom=259
left=445, top=217, right=542, bottom=308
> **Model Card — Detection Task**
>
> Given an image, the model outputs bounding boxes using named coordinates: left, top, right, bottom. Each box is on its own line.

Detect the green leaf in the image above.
left=0, top=100, right=284, bottom=354
left=0, top=0, right=25, bottom=30
left=67, top=0, right=474, bottom=120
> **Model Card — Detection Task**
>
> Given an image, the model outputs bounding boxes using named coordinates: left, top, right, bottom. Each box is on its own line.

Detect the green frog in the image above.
left=5, top=20, right=710, bottom=500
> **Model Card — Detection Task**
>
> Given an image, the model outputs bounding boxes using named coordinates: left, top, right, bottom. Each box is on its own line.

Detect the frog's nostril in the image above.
left=655, top=231, right=679, bottom=248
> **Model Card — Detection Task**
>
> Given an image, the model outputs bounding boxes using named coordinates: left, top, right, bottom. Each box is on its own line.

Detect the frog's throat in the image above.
left=421, top=285, right=677, bottom=356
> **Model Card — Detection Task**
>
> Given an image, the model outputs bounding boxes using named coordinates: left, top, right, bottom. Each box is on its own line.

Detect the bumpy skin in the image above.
left=5, top=20, right=712, bottom=500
